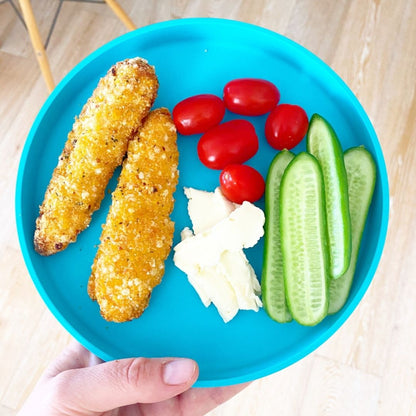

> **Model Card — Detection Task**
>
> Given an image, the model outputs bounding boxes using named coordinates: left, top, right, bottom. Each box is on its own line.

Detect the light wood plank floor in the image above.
left=1, top=1, right=415, bottom=415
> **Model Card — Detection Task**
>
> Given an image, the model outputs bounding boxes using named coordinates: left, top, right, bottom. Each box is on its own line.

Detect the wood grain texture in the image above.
left=1, top=0, right=415, bottom=414
left=0, top=404, right=15, bottom=416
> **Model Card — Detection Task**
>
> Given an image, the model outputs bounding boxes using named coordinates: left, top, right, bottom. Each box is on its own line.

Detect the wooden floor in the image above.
left=1, top=1, right=415, bottom=415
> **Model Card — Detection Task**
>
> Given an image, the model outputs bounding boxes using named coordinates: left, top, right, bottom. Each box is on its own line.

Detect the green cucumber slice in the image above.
left=262, top=150, right=295, bottom=323
left=328, top=146, right=376, bottom=314
left=280, top=152, right=329, bottom=326
left=307, top=114, right=352, bottom=279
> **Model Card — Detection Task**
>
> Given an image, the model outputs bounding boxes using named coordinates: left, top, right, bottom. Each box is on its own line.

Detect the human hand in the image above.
left=18, top=340, right=248, bottom=416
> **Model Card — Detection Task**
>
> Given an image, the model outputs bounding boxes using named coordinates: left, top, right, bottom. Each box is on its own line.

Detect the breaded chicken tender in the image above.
left=88, top=108, right=179, bottom=323
left=34, top=58, right=158, bottom=256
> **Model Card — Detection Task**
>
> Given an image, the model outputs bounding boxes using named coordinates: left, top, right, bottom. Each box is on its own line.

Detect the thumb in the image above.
left=53, top=356, right=198, bottom=412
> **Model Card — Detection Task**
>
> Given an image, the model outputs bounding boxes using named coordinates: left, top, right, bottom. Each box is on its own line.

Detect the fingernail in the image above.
left=163, top=359, right=196, bottom=385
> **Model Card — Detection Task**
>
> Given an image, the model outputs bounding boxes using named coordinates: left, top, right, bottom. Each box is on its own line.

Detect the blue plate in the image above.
left=15, top=18, right=389, bottom=387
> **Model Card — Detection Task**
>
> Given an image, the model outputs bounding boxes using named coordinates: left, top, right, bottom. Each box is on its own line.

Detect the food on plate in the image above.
left=174, top=198, right=264, bottom=261
left=265, top=104, right=309, bottom=150
left=33, top=55, right=372, bottom=327
left=223, top=78, right=280, bottom=116
left=197, top=119, right=259, bottom=169
left=34, top=58, right=158, bottom=256
left=173, top=188, right=264, bottom=322
left=219, top=164, right=265, bottom=204
left=262, top=115, right=377, bottom=325
left=307, top=114, right=351, bottom=279
left=280, top=152, right=329, bottom=326
left=183, top=187, right=238, bottom=234
left=261, top=150, right=294, bottom=323
left=173, top=94, right=225, bottom=135
left=329, top=147, right=376, bottom=314
left=88, top=108, right=179, bottom=323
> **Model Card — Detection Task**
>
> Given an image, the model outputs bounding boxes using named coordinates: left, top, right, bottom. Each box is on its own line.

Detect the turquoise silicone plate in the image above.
left=15, top=18, right=389, bottom=387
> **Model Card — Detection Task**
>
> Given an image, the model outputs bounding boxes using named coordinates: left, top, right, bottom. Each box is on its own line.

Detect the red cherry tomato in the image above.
left=173, top=94, right=225, bottom=135
left=220, top=164, right=265, bottom=204
left=223, top=78, right=280, bottom=116
left=197, top=120, right=259, bottom=170
left=265, top=104, right=309, bottom=150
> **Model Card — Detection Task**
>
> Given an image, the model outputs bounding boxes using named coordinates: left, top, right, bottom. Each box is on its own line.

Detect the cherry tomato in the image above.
left=265, top=104, right=309, bottom=150
left=223, top=78, right=280, bottom=116
left=197, top=120, right=259, bottom=170
left=172, top=94, right=225, bottom=135
left=220, top=164, right=265, bottom=204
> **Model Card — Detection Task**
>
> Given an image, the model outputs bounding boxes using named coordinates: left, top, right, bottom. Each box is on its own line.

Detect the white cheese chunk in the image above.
left=174, top=189, right=265, bottom=323
left=219, top=250, right=262, bottom=310
left=180, top=227, right=212, bottom=308
left=190, top=265, right=239, bottom=322
left=174, top=201, right=265, bottom=269
left=187, top=273, right=212, bottom=308
left=180, top=226, right=194, bottom=241
left=184, top=187, right=238, bottom=234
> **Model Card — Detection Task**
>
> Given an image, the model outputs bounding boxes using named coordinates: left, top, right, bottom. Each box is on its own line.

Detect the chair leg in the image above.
left=104, top=0, right=136, bottom=31
left=18, top=0, right=55, bottom=92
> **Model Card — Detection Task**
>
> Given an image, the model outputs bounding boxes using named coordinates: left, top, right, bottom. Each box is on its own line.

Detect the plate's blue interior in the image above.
left=15, top=18, right=389, bottom=387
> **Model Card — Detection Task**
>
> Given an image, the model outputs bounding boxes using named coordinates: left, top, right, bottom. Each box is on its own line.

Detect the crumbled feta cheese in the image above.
left=173, top=188, right=264, bottom=323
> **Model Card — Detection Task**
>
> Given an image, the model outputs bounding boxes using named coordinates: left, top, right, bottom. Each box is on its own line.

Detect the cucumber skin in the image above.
left=307, top=114, right=352, bottom=279
left=328, top=146, right=376, bottom=314
left=280, top=152, right=330, bottom=326
left=262, top=150, right=294, bottom=323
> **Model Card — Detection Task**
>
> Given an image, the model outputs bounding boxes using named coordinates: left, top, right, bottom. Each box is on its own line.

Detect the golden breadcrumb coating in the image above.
left=34, top=58, right=159, bottom=256
left=88, top=108, right=179, bottom=323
